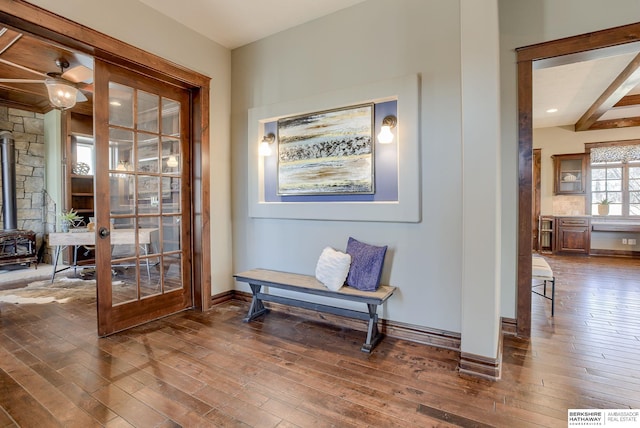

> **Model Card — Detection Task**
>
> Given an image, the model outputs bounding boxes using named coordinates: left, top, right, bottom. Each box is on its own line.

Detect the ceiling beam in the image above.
left=575, top=51, right=640, bottom=131
left=585, top=116, right=640, bottom=130
left=614, top=93, right=640, bottom=107
left=0, top=97, right=47, bottom=113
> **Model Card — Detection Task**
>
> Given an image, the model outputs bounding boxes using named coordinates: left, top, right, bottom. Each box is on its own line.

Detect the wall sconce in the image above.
left=377, top=115, right=397, bottom=144
left=259, top=133, right=275, bottom=156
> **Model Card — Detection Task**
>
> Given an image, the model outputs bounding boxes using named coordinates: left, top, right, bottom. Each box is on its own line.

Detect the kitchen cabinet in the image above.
left=555, top=216, right=590, bottom=254
left=553, top=153, right=587, bottom=194
left=538, top=216, right=554, bottom=254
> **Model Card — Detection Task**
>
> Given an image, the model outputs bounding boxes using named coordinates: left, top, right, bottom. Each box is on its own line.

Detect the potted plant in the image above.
left=598, top=197, right=610, bottom=216
left=59, top=209, right=83, bottom=232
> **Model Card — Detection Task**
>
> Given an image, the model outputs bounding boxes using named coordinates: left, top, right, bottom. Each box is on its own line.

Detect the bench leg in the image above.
left=362, top=303, right=383, bottom=353
left=550, top=277, right=555, bottom=317
left=243, top=283, right=269, bottom=322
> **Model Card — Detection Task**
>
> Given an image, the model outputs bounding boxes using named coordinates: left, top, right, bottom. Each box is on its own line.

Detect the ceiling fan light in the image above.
left=45, top=78, right=78, bottom=110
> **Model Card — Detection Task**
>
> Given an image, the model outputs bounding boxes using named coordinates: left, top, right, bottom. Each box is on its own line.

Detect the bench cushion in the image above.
left=345, top=237, right=387, bottom=291
left=315, top=246, right=351, bottom=291
left=532, top=256, right=553, bottom=279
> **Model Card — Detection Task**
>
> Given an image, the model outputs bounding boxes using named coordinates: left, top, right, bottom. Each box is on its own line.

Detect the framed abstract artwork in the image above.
left=277, top=103, right=374, bottom=195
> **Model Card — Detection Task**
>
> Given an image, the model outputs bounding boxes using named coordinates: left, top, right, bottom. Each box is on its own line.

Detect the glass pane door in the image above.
left=94, top=59, right=191, bottom=336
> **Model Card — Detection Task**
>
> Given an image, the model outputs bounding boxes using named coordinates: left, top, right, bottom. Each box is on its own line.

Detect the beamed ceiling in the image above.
left=533, top=41, right=640, bottom=130
left=0, top=26, right=93, bottom=116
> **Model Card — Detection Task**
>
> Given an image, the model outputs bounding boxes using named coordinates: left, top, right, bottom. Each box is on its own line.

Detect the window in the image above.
left=74, top=135, right=95, bottom=175
left=590, top=144, right=640, bottom=216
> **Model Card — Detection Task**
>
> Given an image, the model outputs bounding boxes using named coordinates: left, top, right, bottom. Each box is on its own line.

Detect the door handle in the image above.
left=98, top=226, right=110, bottom=239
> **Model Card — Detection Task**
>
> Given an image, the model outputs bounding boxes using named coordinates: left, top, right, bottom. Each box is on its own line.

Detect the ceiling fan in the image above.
left=0, top=57, right=92, bottom=110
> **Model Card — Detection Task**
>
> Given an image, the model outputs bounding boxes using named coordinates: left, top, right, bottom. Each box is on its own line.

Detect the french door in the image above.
left=94, top=59, right=192, bottom=336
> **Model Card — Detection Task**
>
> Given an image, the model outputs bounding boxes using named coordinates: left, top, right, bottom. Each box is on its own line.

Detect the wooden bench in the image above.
left=233, top=268, right=396, bottom=353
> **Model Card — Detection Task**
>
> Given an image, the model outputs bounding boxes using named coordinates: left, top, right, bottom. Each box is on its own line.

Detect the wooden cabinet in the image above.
left=70, top=174, right=94, bottom=224
left=65, top=113, right=95, bottom=265
left=538, top=216, right=554, bottom=254
left=553, top=153, right=587, bottom=194
left=66, top=114, right=94, bottom=225
left=555, top=217, right=590, bottom=254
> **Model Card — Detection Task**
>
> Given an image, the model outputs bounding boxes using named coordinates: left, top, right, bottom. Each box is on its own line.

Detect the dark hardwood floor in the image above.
left=0, top=255, right=639, bottom=427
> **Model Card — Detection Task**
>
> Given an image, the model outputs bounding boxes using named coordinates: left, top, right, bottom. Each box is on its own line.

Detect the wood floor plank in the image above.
left=0, top=368, right=62, bottom=428
left=0, top=406, right=18, bottom=428
left=202, top=407, right=252, bottom=427
left=127, top=369, right=213, bottom=415
left=57, top=381, right=119, bottom=425
left=91, top=384, right=167, bottom=427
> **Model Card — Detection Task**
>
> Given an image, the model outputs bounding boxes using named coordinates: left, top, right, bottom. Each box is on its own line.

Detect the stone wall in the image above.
left=0, top=106, right=56, bottom=263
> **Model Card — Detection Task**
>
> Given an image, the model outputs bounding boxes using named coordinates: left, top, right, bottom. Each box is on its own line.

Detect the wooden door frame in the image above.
left=516, top=22, right=640, bottom=337
left=532, top=148, right=541, bottom=252
left=0, top=0, right=212, bottom=311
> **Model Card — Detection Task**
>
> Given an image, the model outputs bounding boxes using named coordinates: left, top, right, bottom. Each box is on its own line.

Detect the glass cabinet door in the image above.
left=554, top=153, right=587, bottom=194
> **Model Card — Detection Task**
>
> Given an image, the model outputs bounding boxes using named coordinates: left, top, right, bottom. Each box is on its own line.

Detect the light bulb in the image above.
left=378, top=125, right=394, bottom=144
left=259, top=141, right=272, bottom=156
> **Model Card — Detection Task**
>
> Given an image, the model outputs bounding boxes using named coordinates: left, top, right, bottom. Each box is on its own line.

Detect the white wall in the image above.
left=44, top=110, right=63, bottom=213
left=460, top=0, right=502, bottom=360
left=232, top=0, right=465, bottom=336
left=232, top=0, right=505, bottom=360
left=498, top=0, right=640, bottom=318
left=25, top=0, right=233, bottom=295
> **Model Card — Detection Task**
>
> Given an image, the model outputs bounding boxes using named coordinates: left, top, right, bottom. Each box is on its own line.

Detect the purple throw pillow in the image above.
left=345, top=237, right=387, bottom=291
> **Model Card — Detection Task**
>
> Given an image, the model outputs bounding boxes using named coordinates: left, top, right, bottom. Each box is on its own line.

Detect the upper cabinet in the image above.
left=553, top=153, right=588, bottom=195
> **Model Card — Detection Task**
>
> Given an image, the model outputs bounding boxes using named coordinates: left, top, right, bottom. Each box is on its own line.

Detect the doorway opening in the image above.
left=517, top=22, right=640, bottom=336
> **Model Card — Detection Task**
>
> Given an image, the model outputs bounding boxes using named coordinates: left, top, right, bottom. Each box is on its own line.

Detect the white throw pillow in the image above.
left=315, top=246, right=351, bottom=291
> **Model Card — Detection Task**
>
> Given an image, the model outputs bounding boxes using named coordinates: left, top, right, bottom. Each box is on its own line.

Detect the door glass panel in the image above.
left=112, top=263, right=139, bottom=305
left=164, top=178, right=181, bottom=214
left=163, top=254, right=182, bottom=292
left=138, top=91, right=159, bottom=133
left=162, top=215, right=181, bottom=252
left=138, top=175, right=161, bottom=214
left=109, top=173, right=135, bottom=214
left=162, top=138, right=181, bottom=174
left=140, top=258, right=161, bottom=298
left=109, top=83, right=134, bottom=128
left=162, top=98, right=180, bottom=136
left=109, top=129, right=134, bottom=171
left=137, top=133, right=160, bottom=173
left=140, top=217, right=161, bottom=257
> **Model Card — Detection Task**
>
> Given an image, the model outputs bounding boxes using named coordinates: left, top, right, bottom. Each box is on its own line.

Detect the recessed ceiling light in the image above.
left=110, top=100, right=121, bottom=107
left=546, top=108, right=558, bottom=113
